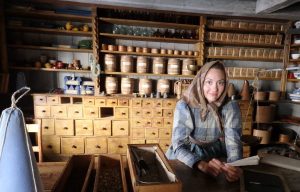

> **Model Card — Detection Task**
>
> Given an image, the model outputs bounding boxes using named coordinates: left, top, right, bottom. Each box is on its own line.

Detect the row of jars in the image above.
left=105, top=77, right=174, bottom=95
left=104, top=54, right=197, bottom=75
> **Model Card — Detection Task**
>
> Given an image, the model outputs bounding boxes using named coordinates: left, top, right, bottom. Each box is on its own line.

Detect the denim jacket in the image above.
left=166, top=99, right=242, bottom=168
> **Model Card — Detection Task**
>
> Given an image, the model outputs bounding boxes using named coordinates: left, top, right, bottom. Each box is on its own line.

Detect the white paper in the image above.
left=226, top=155, right=260, bottom=167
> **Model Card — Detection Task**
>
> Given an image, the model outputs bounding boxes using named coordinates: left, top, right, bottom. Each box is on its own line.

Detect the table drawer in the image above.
left=146, top=139, right=159, bottom=144
left=83, top=98, right=95, bottom=105
left=131, top=128, right=145, bottom=138
left=163, top=109, right=173, bottom=118
left=34, top=95, right=47, bottom=105
left=112, top=120, right=129, bottom=136
left=131, top=118, right=144, bottom=128
left=115, top=107, right=129, bottom=119
left=153, top=109, right=163, bottom=117
left=159, top=128, right=172, bottom=138
left=107, top=137, right=128, bottom=154
left=164, top=118, right=173, bottom=128
left=145, top=128, right=159, bottom=139
left=41, top=118, right=55, bottom=135
left=67, top=105, right=83, bottom=118
left=152, top=118, right=163, bottom=128
left=131, top=108, right=142, bottom=117
left=42, top=135, right=60, bottom=154
left=142, top=109, right=153, bottom=117
left=85, top=137, right=107, bottom=154
left=142, top=99, right=153, bottom=108
left=153, top=99, right=163, bottom=108
left=130, top=139, right=145, bottom=144
left=95, top=98, right=106, bottom=106
left=131, top=99, right=142, bottom=107
left=159, top=139, right=171, bottom=151
left=94, top=119, right=111, bottom=136
left=107, top=99, right=118, bottom=106
left=163, top=100, right=176, bottom=108
left=61, top=137, right=84, bottom=154
left=51, top=105, right=67, bottom=118
left=118, top=98, right=129, bottom=106
left=83, top=106, right=99, bottom=118
left=47, top=96, right=59, bottom=105
left=35, top=106, right=50, bottom=118
left=55, top=119, right=74, bottom=136
left=75, top=120, right=93, bottom=136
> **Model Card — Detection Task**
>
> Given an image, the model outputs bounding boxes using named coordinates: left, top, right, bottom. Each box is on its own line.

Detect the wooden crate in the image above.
left=52, top=155, right=94, bottom=192
left=93, top=155, right=127, bottom=192
left=127, top=144, right=181, bottom=192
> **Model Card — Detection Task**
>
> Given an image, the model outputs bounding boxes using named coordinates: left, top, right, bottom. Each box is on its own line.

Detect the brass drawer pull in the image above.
left=63, top=127, right=68, bottom=130
left=167, top=122, right=171, bottom=124
left=58, top=111, right=63, bottom=113
left=72, top=145, right=77, bottom=148
left=157, top=122, right=161, bottom=124
left=136, top=102, right=140, bottom=105
left=44, top=126, right=49, bottom=129
left=39, top=98, right=43, bottom=101
left=121, top=112, right=126, bottom=115
left=120, top=128, right=125, bottom=130
left=91, top=111, right=95, bottom=114
left=165, top=144, right=169, bottom=147
left=146, top=112, right=150, bottom=114
left=96, top=145, right=101, bottom=148
left=100, top=101, right=104, bottom=104
left=52, top=99, right=56, bottom=102
left=147, top=122, right=151, bottom=124
left=88, top=101, right=93, bottom=103
left=75, top=111, right=79, bottom=113
left=42, top=110, right=46, bottom=113
left=157, top=103, right=161, bottom=106
left=166, top=132, right=170, bottom=135
left=47, top=145, right=52, bottom=149
left=102, top=127, right=107, bottom=130
left=167, top=103, right=171, bottom=106
left=137, top=121, right=140, bottom=124
left=118, top=145, right=123, bottom=148
left=136, top=112, right=140, bottom=114
left=168, top=112, right=172, bottom=115
left=157, top=112, right=161, bottom=115
left=152, top=132, right=156, bottom=135
left=83, top=127, right=88, bottom=130
left=112, top=101, right=116, bottom=104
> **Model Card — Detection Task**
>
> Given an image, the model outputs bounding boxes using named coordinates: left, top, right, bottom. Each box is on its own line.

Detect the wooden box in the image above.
left=127, top=144, right=181, bottom=192
left=93, top=155, right=127, bottom=192
left=52, top=155, right=94, bottom=192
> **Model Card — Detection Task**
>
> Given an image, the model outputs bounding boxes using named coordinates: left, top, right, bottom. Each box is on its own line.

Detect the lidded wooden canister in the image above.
left=105, top=76, right=118, bottom=94
left=136, top=56, right=148, bottom=73
left=139, top=79, right=152, bottom=95
left=167, top=58, right=180, bottom=75
left=255, top=105, right=275, bottom=123
left=127, top=46, right=135, bottom=52
left=157, top=79, right=170, bottom=94
left=121, top=77, right=134, bottom=95
left=152, top=57, right=165, bottom=74
left=120, top=55, right=133, bottom=72
left=104, top=54, right=116, bottom=72
left=182, top=59, right=195, bottom=75
left=269, top=91, right=280, bottom=101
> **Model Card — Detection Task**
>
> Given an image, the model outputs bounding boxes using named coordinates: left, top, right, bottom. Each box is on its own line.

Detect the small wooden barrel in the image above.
left=152, top=57, right=165, bottom=74
left=255, top=105, right=275, bottom=123
left=121, top=77, right=133, bottom=95
left=181, top=51, right=186, bottom=56
left=254, top=91, right=267, bottom=101
left=105, top=76, right=118, bottom=94
left=136, top=56, right=148, bottom=73
left=139, top=79, right=152, bottom=95
left=127, top=46, right=135, bottom=52
left=161, top=49, right=167, bottom=54
left=118, top=45, right=127, bottom=52
left=136, top=47, right=142, bottom=53
left=167, top=58, right=180, bottom=75
left=151, top=48, right=159, bottom=54
left=269, top=91, right=280, bottom=101
left=157, top=79, right=170, bottom=94
left=253, top=129, right=271, bottom=144
left=187, top=51, right=193, bottom=56
left=101, top=44, right=108, bottom=50
left=167, top=49, right=173, bottom=55
left=142, top=47, right=149, bottom=53
left=108, top=45, right=117, bottom=51
left=104, top=54, right=116, bottom=72
left=174, top=50, right=180, bottom=55
left=120, top=55, right=133, bottom=72
left=182, top=59, right=195, bottom=75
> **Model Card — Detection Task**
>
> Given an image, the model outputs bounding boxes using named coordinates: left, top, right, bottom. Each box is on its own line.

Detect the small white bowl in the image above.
left=295, top=21, right=300, bottom=28
left=291, top=53, right=300, bottom=59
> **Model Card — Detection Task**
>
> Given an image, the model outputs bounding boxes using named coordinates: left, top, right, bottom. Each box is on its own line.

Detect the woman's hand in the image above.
left=196, top=158, right=223, bottom=177
left=221, top=164, right=242, bottom=182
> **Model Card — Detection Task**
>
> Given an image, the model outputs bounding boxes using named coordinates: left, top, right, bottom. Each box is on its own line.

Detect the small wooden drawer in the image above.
left=94, top=119, right=111, bottom=136
left=130, top=139, right=145, bottom=144
left=83, top=106, right=99, bottom=118
left=131, top=108, right=142, bottom=117
left=145, top=128, right=159, bottom=139
left=41, top=118, right=55, bottom=135
left=95, top=98, right=106, bottom=106
left=163, top=100, right=176, bottom=108
left=152, top=118, right=163, bottom=128
left=115, top=107, right=129, bottom=119
left=107, top=99, right=118, bottom=106
left=118, top=98, right=129, bottom=106
left=55, top=119, right=74, bottom=136
left=112, top=120, right=129, bottom=136
left=159, top=128, right=172, bottom=138
left=67, top=105, right=83, bottom=118
left=164, top=118, right=173, bottom=128
left=153, top=109, right=163, bottom=117
left=107, top=137, right=128, bottom=154
left=35, top=105, right=50, bottom=118
left=153, top=100, right=163, bottom=107
left=131, top=128, right=145, bottom=138
left=42, top=135, right=60, bottom=154
left=142, top=109, right=153, bottom=117
left=131, top=118, right=144, bottom=128
left=61, top=137, right=84, bottom=154
left=75, top=120, right=93, bottom=136
left=146, top=139, right=159, bottom=144
left=51, top=105, right=67, bottom=118
left=131, top=99, right=142, bottom=107
left=142, top=99, right=153, bottom=108
left=83, top=98, right=95, bottom=105
left=85, top=137, right=107, bottom=154
left=47, top=96, right=59, bottom=105
left=159, top=139, right=171, bottom=151
left=144, top=119, right=152, bottom=127
left=34, top=95, right=47, bottom=105
left=163, top=109, right=173, bottom=118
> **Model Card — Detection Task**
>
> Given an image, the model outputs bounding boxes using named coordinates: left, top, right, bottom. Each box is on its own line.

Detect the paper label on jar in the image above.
left=155, top=63, right=163, bottom=67
left=121, top=61, right=131, bottom=65
left=137, top=62, right=146, bottom=66
left=107, top=83, right=116, bottom=87
left=142, top=84, right=150, bottom=88
left=160, top=84, right=170, bottom=88
left=105, top=61, right=113, bottom=65
left=169, top=65, right=179, bottom=68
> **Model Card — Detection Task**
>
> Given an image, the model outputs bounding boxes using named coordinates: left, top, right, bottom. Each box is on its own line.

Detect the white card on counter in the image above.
left=226, top=155, right=260, bottom=167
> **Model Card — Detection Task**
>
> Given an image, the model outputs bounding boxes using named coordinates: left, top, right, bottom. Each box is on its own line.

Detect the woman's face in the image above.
left=203, top=68, right=226, bottom=103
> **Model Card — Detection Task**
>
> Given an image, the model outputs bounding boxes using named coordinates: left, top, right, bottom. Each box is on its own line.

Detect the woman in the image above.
left=166, top=60, right=242, bottom=182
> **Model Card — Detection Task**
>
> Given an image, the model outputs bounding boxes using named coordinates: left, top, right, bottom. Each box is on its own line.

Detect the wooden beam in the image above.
left=256, top=0, right=300, bottom=14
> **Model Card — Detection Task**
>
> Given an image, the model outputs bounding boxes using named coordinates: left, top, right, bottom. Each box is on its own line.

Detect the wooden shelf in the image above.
left=99, top=33, right=199, bottom=44
left=289, top=59, right=300, bottom=63
left=8, top=44, right=92, bottom=53
left=206, top=40, right=283, bottom=48
left=207, top=55, right=283, bottom=62
left=207, top=26, right=283, bottom=34
left=102, top=71, right=195, bottom=78
left=290, top=44, right=300, bottom=48
left=9, top=66, right=90, bottom=73
left=5, top=10, right=92, bottom=22
left=7, top=26, right=93, bottom=37
left=287, top=78, right=300, bottom=82
left=100, top=50, right=197, bottom=58
left=99, top=17, right=199, bottom=30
